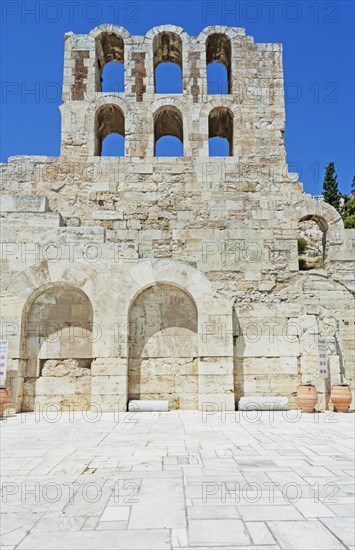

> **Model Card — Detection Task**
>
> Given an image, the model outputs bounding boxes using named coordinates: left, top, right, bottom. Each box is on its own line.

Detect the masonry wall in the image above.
left=0, top=25, right=354, bottom=412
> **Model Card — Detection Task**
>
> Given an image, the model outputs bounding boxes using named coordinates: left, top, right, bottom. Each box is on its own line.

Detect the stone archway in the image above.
left=128, top=283, right=198, bottom=409
left=124, top=260, right=235, bottom=411
left=22, top=284, right=93, bottom=412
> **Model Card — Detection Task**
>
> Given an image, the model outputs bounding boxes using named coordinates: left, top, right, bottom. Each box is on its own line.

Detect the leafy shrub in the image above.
left=297, top=237, right=308, bottom=254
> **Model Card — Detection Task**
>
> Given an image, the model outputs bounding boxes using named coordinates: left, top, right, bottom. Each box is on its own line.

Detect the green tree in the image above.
left=342, top=176, right=355, bottom=228
left=322, top=162, right=341, bottom=212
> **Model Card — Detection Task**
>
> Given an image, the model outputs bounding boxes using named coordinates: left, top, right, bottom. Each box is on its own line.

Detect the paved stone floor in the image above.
left=1, top=410, right=354, bottom=549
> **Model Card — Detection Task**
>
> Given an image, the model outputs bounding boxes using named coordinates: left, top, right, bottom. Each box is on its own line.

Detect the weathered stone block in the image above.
left=91, top=358, right=127, bottom=376
left=0, top=195, right=48, bottom=213
left=199, top=358, right=233, bottom=375
left=91, top=375, right=127, bottom=395
left=35, top=376, right=77, bottom=395
left=199, top=374, right=234, bottom=394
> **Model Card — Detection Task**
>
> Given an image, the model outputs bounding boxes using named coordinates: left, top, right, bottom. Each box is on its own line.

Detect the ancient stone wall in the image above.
left=0, top=25, right=354, bottom=412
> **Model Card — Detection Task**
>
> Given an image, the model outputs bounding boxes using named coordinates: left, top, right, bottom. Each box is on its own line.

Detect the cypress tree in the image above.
left=322, top=162, right=341, bottom=212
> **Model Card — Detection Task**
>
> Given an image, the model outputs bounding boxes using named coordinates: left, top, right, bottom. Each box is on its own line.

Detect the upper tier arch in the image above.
left=89, top=24, right=133, bottom=42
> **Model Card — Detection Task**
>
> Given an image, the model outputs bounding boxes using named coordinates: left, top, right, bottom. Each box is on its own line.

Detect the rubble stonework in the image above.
left=0, top=24, right=354, bottom=412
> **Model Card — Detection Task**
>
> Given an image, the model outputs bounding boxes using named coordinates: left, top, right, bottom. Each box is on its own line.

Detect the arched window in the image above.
left=101, top=133, right=125, bottom=156
left=95, top=104, right=125, bottom=156
left=208, top=107, right=233, bottom=156
left=206, top=34, right=231, bottom=94
left=154, top=106, right=183, bottom=156
left=101, top=61, right=124, bottom=93
left=96, top=33, right=124, bottom=92
left=153, top=32, right=183, bottom=93
left=297, top=215, right=327, bottom=270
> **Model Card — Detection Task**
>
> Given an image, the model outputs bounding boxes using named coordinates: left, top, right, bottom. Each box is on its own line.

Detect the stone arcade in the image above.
left=0, top=25, right=354, bottom=412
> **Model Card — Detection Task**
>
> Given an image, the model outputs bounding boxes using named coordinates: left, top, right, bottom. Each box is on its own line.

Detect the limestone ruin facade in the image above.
left=1, top=25, right=354, bottom=412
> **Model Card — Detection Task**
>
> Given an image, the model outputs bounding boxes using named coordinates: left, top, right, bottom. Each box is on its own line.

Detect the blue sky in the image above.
left=1, top=0, right=354, bottom=194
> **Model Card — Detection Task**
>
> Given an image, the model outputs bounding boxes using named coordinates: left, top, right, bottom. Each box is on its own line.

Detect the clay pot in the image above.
left=297, top=384, right=318, bottom=413
left=0, top=387, right=10, bottom=418
left=331, top=385, right=352, bottom=413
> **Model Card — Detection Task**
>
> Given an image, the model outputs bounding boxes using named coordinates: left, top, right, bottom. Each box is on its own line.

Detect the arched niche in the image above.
left=128, top=283, right=198, bottom=409
left=22, top=285, right=93, bottom=411
left=297, top=214, right=327, bottom=270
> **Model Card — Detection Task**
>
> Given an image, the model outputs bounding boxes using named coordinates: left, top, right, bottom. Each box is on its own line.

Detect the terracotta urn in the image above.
left=331, top=384, right=352, bottom=413
left=297, top=384, right=318, bottom=413
left=0, top=386, right=10, bottom=418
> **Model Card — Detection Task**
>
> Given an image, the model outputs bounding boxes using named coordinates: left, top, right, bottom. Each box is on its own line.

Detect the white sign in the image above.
left=0, top=340, right=8, bottom=383
left=318, top=342, right=328, bottom=379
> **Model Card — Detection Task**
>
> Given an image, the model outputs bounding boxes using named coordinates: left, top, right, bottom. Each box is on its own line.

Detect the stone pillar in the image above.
left=198, top=312, right=235, bottom=411
left=91, top=358, right=128, bottom=412
left=131, top=52, right=146, bottom=102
